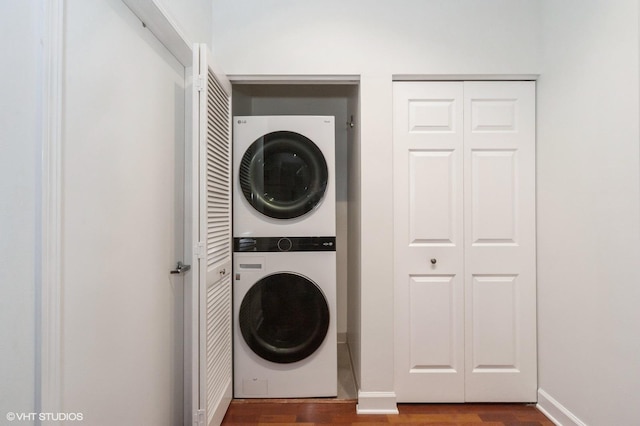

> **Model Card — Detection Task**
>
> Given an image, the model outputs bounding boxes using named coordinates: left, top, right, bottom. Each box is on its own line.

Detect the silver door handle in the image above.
left=170, top=261, right=191, bottom=274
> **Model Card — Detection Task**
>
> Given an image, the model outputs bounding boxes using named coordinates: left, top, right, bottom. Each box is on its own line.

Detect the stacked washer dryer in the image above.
left=232, top=115, right=337, bottom=398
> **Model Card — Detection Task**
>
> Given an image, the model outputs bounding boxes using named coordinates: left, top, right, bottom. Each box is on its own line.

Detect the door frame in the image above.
left=41, top=0, right=64, bottom=416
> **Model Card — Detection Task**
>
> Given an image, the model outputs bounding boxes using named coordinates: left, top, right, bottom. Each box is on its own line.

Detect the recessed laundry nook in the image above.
left=230, top=82, right=361, bottom=401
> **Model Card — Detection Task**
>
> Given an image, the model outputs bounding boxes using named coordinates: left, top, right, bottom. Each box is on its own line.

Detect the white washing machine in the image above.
left=233, top=237, right=337, bottom=398
left=233, top=115, right=336, bottom=238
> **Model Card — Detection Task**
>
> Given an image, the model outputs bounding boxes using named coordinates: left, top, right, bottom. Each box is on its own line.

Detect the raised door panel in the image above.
left=409, top=150, right=457, bottom=246
left=471, top=150, right=518, bottom=246
left=463, top=81, right=536, bottom=402
left=471, top=99, right=518, bottom=133
left=408, top=275, right=460, bottom=372
left=470, top=275, right=519, bottom=371
left=409, top=99, right=457, bottom=133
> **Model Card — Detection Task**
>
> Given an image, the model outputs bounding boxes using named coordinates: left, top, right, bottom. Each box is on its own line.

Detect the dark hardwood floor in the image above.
left=222, top=400, right=555, bottom=425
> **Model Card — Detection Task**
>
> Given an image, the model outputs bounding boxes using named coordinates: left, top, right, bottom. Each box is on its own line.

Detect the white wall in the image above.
left=0, top=1, right=39, bottom=420
left=537, top=1, right=640, bottom=425
left=211, top=0, right=541, bottom=406
left=156, top=0, right=212, bottom=45
left=211, top=0, right=540, bottom=76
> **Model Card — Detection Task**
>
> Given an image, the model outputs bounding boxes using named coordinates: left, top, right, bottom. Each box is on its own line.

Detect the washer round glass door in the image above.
left=238, top=272, right=330, bottom=364
left=239, top=131, right=328, bottom=219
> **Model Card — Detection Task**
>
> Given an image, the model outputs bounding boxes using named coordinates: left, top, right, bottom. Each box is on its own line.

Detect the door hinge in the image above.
left=195, top=242, right=205, bottom=259
left=195, top=75, right=205, bottom=92
left=194, top=409, right=205, bottom=426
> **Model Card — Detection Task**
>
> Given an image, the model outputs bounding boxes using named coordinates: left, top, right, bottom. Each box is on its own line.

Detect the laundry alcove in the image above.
left=231, top=81, right=361, bottom=399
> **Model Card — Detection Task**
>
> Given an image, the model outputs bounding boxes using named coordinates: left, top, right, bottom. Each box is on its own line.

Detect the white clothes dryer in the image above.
left=233, top=236, right=337, bottom=398
left=233, top=116, right=335, bottom=238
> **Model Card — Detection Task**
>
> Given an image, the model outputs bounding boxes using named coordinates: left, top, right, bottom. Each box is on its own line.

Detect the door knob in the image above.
left=170, top=261, right=191, bottom=274
left=430, top=258, right=437, bottom=265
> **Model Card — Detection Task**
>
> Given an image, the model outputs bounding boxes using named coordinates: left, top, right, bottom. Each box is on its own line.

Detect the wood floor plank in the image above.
left=388, top=413, right=484, bottom=423
left=221, top=401, right=553, bottom=425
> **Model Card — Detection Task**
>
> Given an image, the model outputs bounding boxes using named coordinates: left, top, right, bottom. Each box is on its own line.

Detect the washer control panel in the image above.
left=234, top=236, right=336, bottom=252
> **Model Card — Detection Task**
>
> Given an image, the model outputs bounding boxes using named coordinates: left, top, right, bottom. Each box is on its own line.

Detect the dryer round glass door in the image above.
left=239, top=272, right=330, bottom=364
left=239, top=131, right=328, bottom=219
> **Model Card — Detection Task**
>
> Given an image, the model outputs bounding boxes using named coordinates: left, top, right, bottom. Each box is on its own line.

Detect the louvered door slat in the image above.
left=206, top=178, right=227, bottom=190
left=207, top=141, right=229, bottom=162
left=207, top=165, right=227, bottom=176
left=206, top=128, right=228, bottom=151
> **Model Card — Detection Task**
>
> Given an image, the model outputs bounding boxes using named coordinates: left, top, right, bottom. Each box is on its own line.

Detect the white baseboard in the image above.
left=537, top=389, right=587, bottom=426
left=356, top=391, right=398, bottom=414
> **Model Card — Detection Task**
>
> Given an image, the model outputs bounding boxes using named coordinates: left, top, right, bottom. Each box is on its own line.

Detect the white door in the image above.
left=61, top=0, right=186, bottom=423
left=393, top=82, right=465, bottom=402
left=187, top=44, right=233, bottom=426
left=394, top=81, right=536, bottom=402
left=463, top=81, right=536, bottom=402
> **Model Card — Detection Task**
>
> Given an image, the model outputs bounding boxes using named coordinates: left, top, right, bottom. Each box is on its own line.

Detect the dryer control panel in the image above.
left=233, top=236, right=336, bottom=252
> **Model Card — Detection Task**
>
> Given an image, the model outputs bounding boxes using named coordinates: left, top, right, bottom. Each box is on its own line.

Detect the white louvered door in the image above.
left=192, top=44, right=233, bottom=426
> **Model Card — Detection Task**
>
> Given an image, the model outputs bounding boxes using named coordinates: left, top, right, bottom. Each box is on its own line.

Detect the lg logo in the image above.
left=237, top=119, right=247, bottom=124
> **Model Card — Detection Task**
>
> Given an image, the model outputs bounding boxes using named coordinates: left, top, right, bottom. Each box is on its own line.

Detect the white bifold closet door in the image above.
left=190, top=44, right=233, bottom=426
left=393, top=81, right=536, bottom=403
